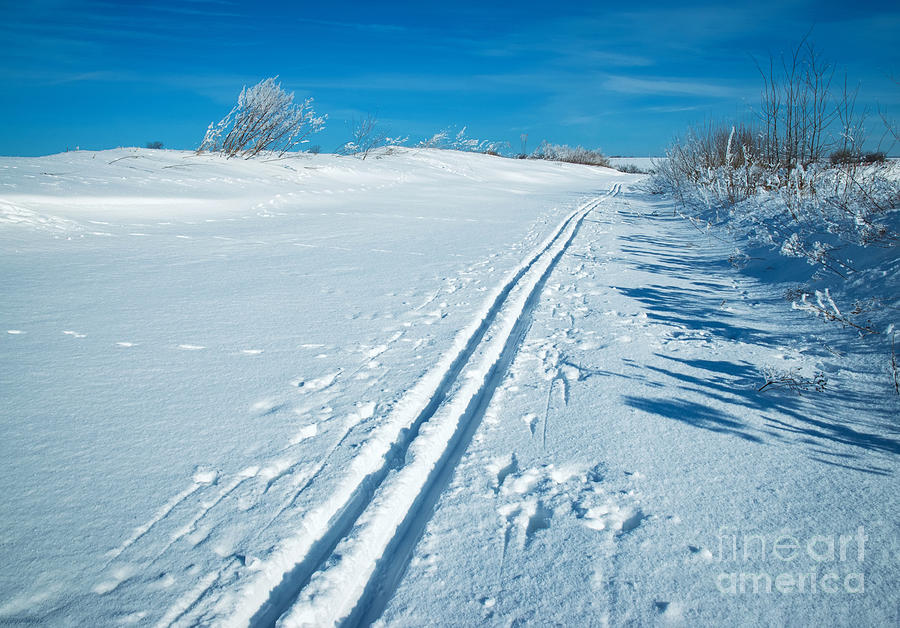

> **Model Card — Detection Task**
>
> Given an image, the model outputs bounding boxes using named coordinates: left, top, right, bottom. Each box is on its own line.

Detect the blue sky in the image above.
left=1, top=0, right=898, bottom=156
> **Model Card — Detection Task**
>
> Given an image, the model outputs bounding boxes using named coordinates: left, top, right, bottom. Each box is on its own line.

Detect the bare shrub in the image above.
left=787, top=288, right=879, bottom=336
left=829, top=148, right=856, bottom=165
left=340, top=114, right=383, bottom=159
left=862, top=151, right=886, bottom=164
left=657, top=37, right=870, bottom=189
left=515, top=133, right=529, bottom=159
left=614, top=163, right=648, bottom=174
left=417, top=130, right=449, bottom=148
left=755, top=37, right=847, bottom=168
left=452, top=127, right=509, bottom=155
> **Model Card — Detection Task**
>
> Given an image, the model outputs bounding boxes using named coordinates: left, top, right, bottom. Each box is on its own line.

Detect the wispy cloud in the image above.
left=575, top=51, right=655, bottom=68
left=293, top=18, right=408, bottom=33
left=641, top=104, right=709, bottom=114
left=84, top=0, right=242, bottom=18
left=601, top=75, right=748, bottom=99
left=296, top=71, right=553, bottom=94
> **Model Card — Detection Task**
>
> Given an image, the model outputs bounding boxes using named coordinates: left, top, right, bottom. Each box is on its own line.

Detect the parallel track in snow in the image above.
left=166, top=188, right=616, bottom=627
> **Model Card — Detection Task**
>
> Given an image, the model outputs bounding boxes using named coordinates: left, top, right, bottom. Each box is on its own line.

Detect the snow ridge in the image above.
left=175, top=193, right=607, bottom=627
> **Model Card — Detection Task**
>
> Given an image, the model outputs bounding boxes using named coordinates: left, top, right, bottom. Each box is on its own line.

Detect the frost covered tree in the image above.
left=198, top=77, right=326, bottom=158
left=339, top=114, right=385, bottom=159
left=339, top=113, right=407, bottom=159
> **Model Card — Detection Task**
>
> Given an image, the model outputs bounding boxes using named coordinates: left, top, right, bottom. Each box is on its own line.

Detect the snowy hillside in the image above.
left=1, top=148, right=897, bottom=626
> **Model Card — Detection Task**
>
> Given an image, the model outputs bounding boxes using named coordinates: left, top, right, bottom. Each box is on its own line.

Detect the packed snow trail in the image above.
left=274, top=194, right=612, bottom=627
left=188, top=194, right=606, bottom=626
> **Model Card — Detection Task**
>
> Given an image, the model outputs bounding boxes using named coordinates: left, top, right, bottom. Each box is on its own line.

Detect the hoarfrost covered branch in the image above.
left=198, top=77, right=326, bottom=159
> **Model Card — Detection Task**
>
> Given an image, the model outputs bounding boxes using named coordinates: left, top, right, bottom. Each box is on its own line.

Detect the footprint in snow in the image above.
left=687, top=545, right=714, bottom=561
left=579, top=499, right=644, bottom=533
left=344, top=401, right=376, bottom=428
left=498, top=499, right=552, bottom=549
left=93, top=564, right=137, bottom=595
left=486, top=454, right=519, bottom=493
left=250, top=399, right=287, bottom=416
left=654, top=601, right=683, bottom=621
left=290, top=423, right=319, bottom=445
left=292, top=370, right=341, bottom=392
left=521, top=413, right=539, bottom=436
left=495, top=462, right=638, bottom=551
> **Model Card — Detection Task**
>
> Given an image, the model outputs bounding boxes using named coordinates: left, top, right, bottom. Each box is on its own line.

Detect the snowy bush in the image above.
left=339, top=114, right=407, bottom=159
left=417, top=130, right=449, bottom=149
left=416, top=127, right=509, bottom=156
left=614, top=163, right=649, bottom=174
left=652, top=122, right=763, bottom=206
left=450, top=127, right=509, bottom=155
left=649, top=38, right=900, bottom=391
left=530, top=142, right=610, bottom=167
left=198, top=77, right=326, bottom=159
left=758, top=366, right=827, bottom=394
left=652, top=38, right=887, bottom=206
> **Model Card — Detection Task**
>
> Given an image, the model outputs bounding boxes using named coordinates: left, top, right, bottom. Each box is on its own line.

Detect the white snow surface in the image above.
left=0, top=148, right=897, bottom=626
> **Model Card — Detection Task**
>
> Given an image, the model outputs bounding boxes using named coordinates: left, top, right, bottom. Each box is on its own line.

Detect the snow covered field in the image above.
left=1, top=148, right=897, bottom=626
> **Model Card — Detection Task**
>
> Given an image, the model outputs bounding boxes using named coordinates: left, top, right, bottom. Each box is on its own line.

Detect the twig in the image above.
left=758, top=367, right=827, bottom=394
left=891, top=331, right=899, bottom=395
left=108, top=155, right=140, bottom=164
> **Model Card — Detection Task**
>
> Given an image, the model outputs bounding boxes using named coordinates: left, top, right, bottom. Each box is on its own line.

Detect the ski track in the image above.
left=155, top=467, right=261, bottom=560
left=277, top=190, right=614, bottom=627
left=207, top=190, right=609, bottom=628
left=128, top=188, right=620, bottom=627
left=329, top=203, right=596, bottom=628
left=104, top=472, right=217, bottom=566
